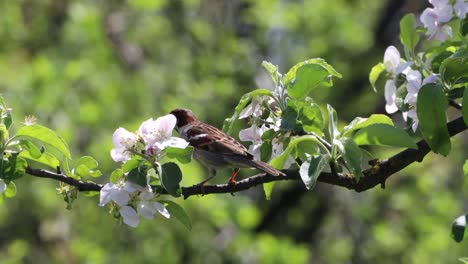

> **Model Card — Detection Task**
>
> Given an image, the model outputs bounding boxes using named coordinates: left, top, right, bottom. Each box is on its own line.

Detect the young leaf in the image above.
left=300, top=154, right=329, bottom=190
left=0, top=124, right=8, bottom=146
left=4, top=182, right=17, bottom=198
left=19, top=151, right=59, bottom=169
left=122, top=158, right=140, bottom=173
left=280, top=103, right=300, bottom=131
left=335, top=138, right=363, bottom=181
left=369, top=63, right=386, bottom=92
left=327, top=104, right=339, bottom=140
left=452, top=214, right=468, bottom=242
left=160, top=200, right=192, bottom=231
left=417, top=83, right=451, bottom=156
left=299, top=103, right=324, bottom=134
left=440, top=46, right=468, bottom=86
left=110, top=169, right=124, bottom=184
left=165, top=146, right=193, bottom=164
left=74, top=156, right=101, bottom=178
left=353, top=124, right=417, bottom=149
left=161, top=162, right=182, bottom=197
left=342, top=114, right=394, bottom=137
left=263, top=182, right=275, bottom=200
left=260, top=140, right=272, bottom=162
left=284, top=58, right=342, bottom=85
left=223, top=89, right=273, bottom=134
left=3, top=155, right=27, bottom=181
left=16, top=125, right=71, bottom=160
left=399, top=14, right=419, bottom=50
left=262, top=61, right=279, bottom=85
left=270, top=136, right=320, bottom=169
left=19, top=140, right=42, bottom=159
left=287, top=63, right=330, bottom=100
left=463, top=87, right=468, bottom=125
left=461, top=16, right=468, bottom=36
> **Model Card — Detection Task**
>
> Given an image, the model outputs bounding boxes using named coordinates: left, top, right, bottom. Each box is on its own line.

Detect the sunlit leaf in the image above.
left=342, top=114, right=394, bottom=137
left=335, top=137, right=363, bottom=181
left=463, top=87, right=468, bottom=125
left=327, top=104, right=339, bottom=140
left=262, top=61, right=279, bottom=85
left=4, top=182, right=17, bottom=198
left=16, top=125, right=71, bottom=160
left=74, top=156, right=101, bottom=178
left=369, top=63, right=385, bottom=92
left=353, top=124, right=417, bottom=148
left=165, top=146, right=193, bottom=164
left=399, top=14, right=419, bottom=50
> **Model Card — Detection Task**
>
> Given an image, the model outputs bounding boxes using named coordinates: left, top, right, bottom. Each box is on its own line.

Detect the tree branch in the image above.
left=25, top=117, right=468, bottom=199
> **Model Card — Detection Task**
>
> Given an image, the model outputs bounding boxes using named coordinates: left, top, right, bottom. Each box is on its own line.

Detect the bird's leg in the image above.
left=228, top=168, right=240, bottom=185
left=196, top=169, right=216, bottom=195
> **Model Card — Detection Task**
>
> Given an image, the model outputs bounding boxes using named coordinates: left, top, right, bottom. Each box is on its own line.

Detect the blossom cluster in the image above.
left=99, top=181, right=170, bottom=227
left=420, top=0, right=468, bottom=40
left=102, top=114, right=189, bottom=227
left=383, top=46, right=437, bottom=131
left=238, top=81, right=294, bottom=169
left=111, top=114, right=189, bottom=162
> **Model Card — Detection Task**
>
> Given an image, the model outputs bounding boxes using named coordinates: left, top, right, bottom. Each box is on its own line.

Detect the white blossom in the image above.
left=384, top=80, right=398, bottom=114
left=239, top=124, right=268, bottom=160
left=110, top=128, right=138, bottom=162
left=99, top=182, right=130, bottom=207
left=138, top=114, right=189, bottom=155
left=420, top=0, right=454, bottom=40
left=119, top=205, right=139, bottom=227
left=454, top=0, right=468, bottom=18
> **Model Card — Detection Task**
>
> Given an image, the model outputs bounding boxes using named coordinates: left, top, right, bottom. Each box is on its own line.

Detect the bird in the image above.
left=170, top=108, right=285, bottom=187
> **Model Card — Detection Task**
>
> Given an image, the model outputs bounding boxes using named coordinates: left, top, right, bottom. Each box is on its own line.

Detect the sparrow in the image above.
left=170, top=108, right=285, bottom=187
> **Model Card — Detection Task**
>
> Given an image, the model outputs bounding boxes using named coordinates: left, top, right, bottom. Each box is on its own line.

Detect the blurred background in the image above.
left=0, top=0, right=467, bottom=263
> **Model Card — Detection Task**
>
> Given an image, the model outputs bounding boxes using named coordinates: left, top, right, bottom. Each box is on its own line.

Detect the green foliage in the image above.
left=74, top=156, right=101, bottom=178
left=369, top=63, right=386, bottom=92
left=399, top=14, right=419, bottom=51
left=160, top=200, right=192, bottom=231
left=160, top=162, right=182, bottom=197
left=440, top=45, right=468, bottom=87
left=417, top=83, right=451, bottom=156
left=16, top=125, right=71, bottom=160
left=352, top=124, right=416, bottom=148
left=300, top=154, right=329, bottom=190
left=463, top=86, right=468, bottom=125
left=335, top=137, right=364, bottom=181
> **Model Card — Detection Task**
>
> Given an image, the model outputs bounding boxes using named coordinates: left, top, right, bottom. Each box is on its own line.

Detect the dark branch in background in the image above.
left=25, top=117, right=468, bottom=199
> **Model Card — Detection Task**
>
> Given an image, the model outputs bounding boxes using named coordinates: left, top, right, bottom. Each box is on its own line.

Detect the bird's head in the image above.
left=170, top=108, right=197, bottom=129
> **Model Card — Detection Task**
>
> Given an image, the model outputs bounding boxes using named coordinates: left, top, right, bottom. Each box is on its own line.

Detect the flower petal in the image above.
left=153, top=202, right=170, bottom=219
left=99, top=183, right=115, bottom=206
left=383, top=46, right=400, bottom=74
left=120, top=206, right=139, bottom=227
left=155, top=137, right=189, bottom=150
left=112, top=188, right=130, bottom=206
left=137, top=201, right=157, bottom=220
left=154, top=114, right=177, bottom=139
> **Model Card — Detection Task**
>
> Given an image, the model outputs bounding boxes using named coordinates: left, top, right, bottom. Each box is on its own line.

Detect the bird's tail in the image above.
left=248, top=160, right=286, bottom=176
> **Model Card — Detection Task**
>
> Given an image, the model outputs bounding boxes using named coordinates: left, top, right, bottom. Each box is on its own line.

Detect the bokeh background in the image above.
left=0, top=0, right=467, bottom=263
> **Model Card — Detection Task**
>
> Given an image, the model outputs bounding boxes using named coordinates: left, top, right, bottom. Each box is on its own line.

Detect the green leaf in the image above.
left=263, top=182, right=275, bottom=200
left=280, top=102, right=300, bottom=131
left=161, top=162, right=182, bottom=197
left=327, top=104, right=339, bottom=140
left=284, top=58, right=342, bottom=85
left=260, top=140, right=272, bottom=162
left=4, top=182, right=17, bottom=198
left=452, top=214, right=468, bottom=242
left=3, top=155, right=27, bottom=181
left=16, top=125, right=71, bottom=160
left=165, top=146, right=193, bottom=164
left=19, top=140, right=42, bottom=159
left=417, top=83, right=451, bottom=156
left=19, top=151, right=59, bottom=169
left=300, top=154, right=329, bottom=190
left=122, top=158, right=140, bottom=173
left=463, top=87, right=468, bottom=126
left=463, top=160, right=468, bottom=176
left=270, top=136, right=319, bottom=169
left=399, top=14, right=419, bottom=50
left=335, top=137, right=363, bottom=181
left=223, top=89, right=273, bottom=134
left=127, top=166, right=148, bottom=187
left=461, top=16, right=468, bottom=36
left=369, top=63, right=385, bottom=92
left=440, top=45, right=468, bottom=86
left=74, top=156, right=101, bottom=178
left=353, top=124, right=417, bottom=149
left=342, top=114, right=394, bottom=137
left=287, top=63, right=330, bottom=100
left=110, top=169, right=124, bottom=184
left=299, top=103, right=324, bottom=134
left=262, top=61, right=279, bottom=85
left=160, top=200, right=192, bottom=231
left=0, top=124, right=8, bottom=146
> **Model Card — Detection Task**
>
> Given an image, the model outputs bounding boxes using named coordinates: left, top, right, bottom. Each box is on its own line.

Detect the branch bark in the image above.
left=25, top=116, right=468, bottom=199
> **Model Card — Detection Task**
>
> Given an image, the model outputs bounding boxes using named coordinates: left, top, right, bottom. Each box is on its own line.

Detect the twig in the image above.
left=25, top=117, right=468, bottom=199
